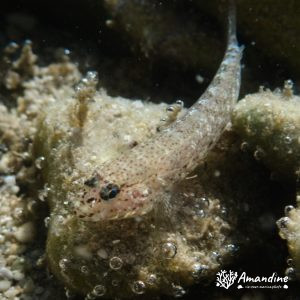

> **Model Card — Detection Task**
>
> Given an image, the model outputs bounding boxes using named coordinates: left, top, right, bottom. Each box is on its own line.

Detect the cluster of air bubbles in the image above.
left=172, top=284, right=186, bottom=298
left=284, top=205, right=295, bottom=216
left=109, top=256, right=123, bottom=270
left=85, top=71, right=98, bottom=83
left=276, top=217, right=290, bottom=230
left=161, top=242, right=177, bottom=259
left=157, top=100, right=184, bottom=131
left=225, top=244, right=239, bottom=256
left=75, top=71, right=98, bottom=96
left=35, top=156, right=45, bottom=169
left=131, top=280, right=146, bottom=295
left=276, top=217, right=291, bottom=239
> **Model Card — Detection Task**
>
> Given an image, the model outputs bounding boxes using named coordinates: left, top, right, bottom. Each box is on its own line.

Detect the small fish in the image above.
left=76, top=3, right=243, bottom=221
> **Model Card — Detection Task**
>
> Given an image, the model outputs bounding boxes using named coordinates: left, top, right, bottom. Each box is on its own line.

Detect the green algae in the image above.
left=232, top=83, right=300, bottom=180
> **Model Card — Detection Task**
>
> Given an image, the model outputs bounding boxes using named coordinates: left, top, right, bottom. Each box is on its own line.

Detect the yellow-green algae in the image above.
left=232, top=82, right=300, bottom=180
left=232, top=82, right=300, bottom=281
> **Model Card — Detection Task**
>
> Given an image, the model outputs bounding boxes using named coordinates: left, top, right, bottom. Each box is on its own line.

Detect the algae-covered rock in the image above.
left=232, top=82, right=300, bottom=180
left=231, top=81, right=300, bottom=282
left=15, top=47, right=280, bottom=298
left=277, top=205, right=300, bottom=280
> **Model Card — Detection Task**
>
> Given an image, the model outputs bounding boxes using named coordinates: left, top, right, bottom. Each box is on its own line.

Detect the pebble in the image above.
left=14, top=222, right=35, bottom=243
left=0, top=267, right=13, bottom=279
left=0, top=280, right=11, bottom=292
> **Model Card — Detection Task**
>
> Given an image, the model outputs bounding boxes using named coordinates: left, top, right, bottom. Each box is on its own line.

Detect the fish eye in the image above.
left=100, top=183, right=120, bottom=200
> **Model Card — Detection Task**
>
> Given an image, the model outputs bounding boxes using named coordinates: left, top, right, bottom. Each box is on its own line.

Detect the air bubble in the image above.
left=109, top=257, right=123, bottom=270
left=199, top=196, right=209, bottom=205
left=284, top=205, right=295, bottom=215
left=287, top=258, right=293, bottom=266
left=86, top=71, right=98, bottom=82
left=146, top=274, right=157, bottom=285
left=85, top=292, right=96, bottom=300
left=172, top=284, right=186, bottom=298
left=225, top=244, right=239, bottom=255
left=44, top=217, right=51, bottom=228
left=240, top=141, right=249, bottom=152
left=283, top=79, right=294, bottom=98
left=276, top=217, right=290, bottom=229
left=196, top=209, right=206, bottom=218
left=35, top=156, right=45, bottom=169
left=191, top=264, right=208, bottom=280
left=131, top=280, right=146, bottom=294
left=176, top=100, right=184, bottom=106
left=57, top=215, right=65, bottom=224
left=81, top=266, right=89, bottom=274
left=211, top=251, right=222, bottom=263
left=65, top=288, right=75, bottom=298
left=92, top=285, right=106, bottom=297
left=59, top=258, right=69, bottom=271
left=161, top=242, right=177, bottom=259
left=38, top=184, right=51, bottom=201
left=253, top=148, right=265, bottom=160
left=111, top=280, right=119, bottom=287
left=285, top=267, right=296, bottom=280
left=284, top=136, right=292, bottom=144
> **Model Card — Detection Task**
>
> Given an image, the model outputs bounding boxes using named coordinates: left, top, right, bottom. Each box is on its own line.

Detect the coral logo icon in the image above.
left=216, top=270, right=238, bottom=289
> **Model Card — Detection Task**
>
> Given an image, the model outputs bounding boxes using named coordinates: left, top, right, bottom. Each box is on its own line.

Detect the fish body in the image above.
left=76, top=4, right=243, bottom=221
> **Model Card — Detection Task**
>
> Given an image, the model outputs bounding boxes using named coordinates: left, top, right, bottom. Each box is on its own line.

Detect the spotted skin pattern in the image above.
left=76, top=6, right=243, bottom=221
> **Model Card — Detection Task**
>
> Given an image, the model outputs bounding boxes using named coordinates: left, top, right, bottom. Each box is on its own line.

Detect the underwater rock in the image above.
left=232, top=81, right=300, bottom=180
left=277, top=204, right=300, bottom=280
left=15, top=47, right=277, bottom=298
left=232, top=81, right=300, bottom=282
left=103, top=0, right=222, bottom=73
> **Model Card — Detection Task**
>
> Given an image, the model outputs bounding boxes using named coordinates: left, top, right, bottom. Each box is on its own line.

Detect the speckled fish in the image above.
left=76, top=4, right=243, bottom=221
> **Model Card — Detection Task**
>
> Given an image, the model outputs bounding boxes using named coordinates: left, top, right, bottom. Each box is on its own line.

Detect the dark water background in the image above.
left=0, top=1, right=299, bottom=299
